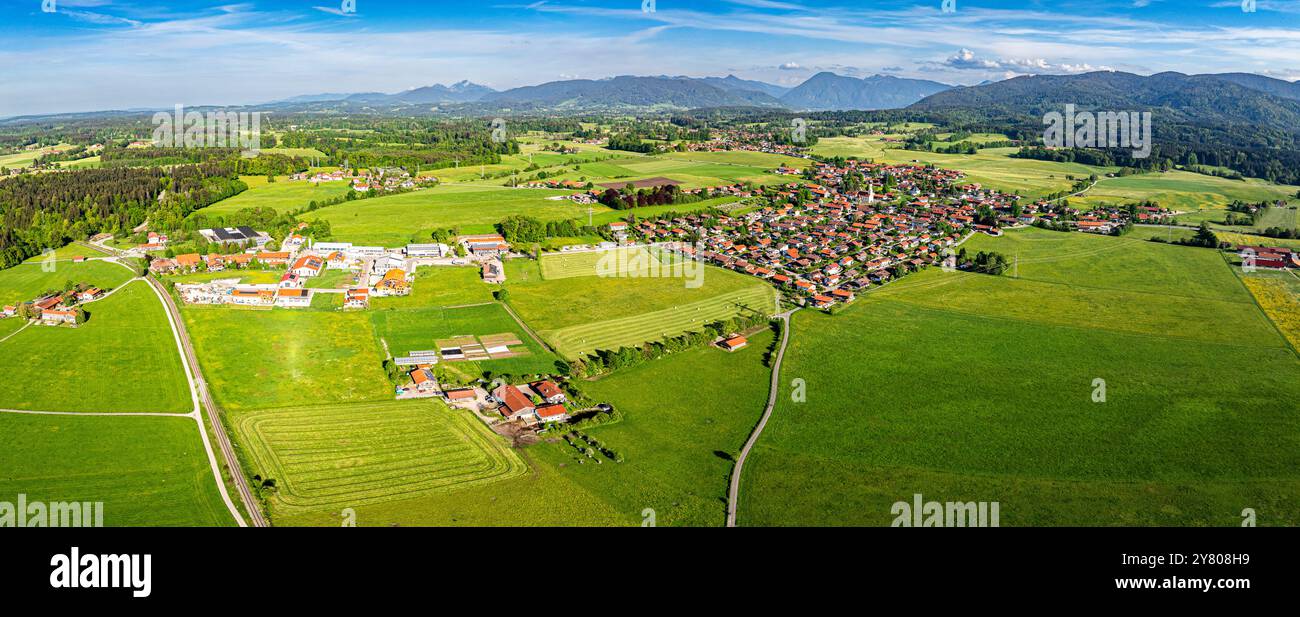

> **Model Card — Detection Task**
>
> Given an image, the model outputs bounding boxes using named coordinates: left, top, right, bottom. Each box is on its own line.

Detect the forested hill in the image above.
left=909, top=71, right=1300, bottom=185
left=0, top=164, right=245, bottom=268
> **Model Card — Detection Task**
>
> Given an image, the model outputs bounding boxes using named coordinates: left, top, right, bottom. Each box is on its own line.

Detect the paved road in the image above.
left=147, top=275, right=267, bottom=527
left=726, top=309, right=798, bottom=528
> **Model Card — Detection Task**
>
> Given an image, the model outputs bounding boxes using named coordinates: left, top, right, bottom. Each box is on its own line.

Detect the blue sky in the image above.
left=1, top=0, right=1298, bottom=117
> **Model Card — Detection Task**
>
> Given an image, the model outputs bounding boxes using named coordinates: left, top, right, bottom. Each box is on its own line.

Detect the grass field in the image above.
left=0, top=144, right=78, bottom=169
left=534, top=328, right=776, bottom=526
left=0, top=259, right=133, bottom=307
left=588, top=196, right=741, bottom=227
left=539, top=247, right=660, bottom=279
left=0, top=414, right=234, bottom=526
left=0, top=281, right=192, bottom=413
left=234, top=401, right=526, bottom=516
left=740, top=228, right=1300, bottom=526
left=305, top=268, right=359, bottom=290
left=306, top=185, right=603, bottom=246
left=182, top=305, right=392, bottom=411
left=191, top=175, right=354, bottom=219
left=1075, top=170, right=1299, bottom=216
left=506, top=259, right=778, bottom=358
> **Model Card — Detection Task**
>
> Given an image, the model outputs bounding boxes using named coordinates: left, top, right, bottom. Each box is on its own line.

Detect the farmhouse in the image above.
left=493, top=384, right=537, bottom=422
left=229, top=287, right=276, bottom=306
left=531, top=380, right=567, bottom=404
left=41, top=308, right=78, bottom=326
left=536, top=404, right=570, bottom=423
left=410, top=368, right=439, bottom=394
left=77, top=288, right=102, bottom=303
left=174, top=253, right=202, bottom=271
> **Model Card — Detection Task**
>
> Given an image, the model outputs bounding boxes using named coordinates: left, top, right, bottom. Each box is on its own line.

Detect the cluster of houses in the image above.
left=288, top=167, right=436, bottom=193
left=2, top=284, right=103, bottom=326
left=614, top=160, right=1028, bottom=309
left=491, top=380, right=572, bottom=425
left=685, top=129, right=811, bottom=159
left=166, top=235, right=467, bottom=308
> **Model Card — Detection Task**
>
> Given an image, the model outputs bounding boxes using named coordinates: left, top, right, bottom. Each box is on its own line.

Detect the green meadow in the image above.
left=191, top=175, right=354, bottom=219
left=306, top=185, right=602, bottom=246
left=533, top=329, right=776, bottom=526
left=0, top=414, right=234, bottom=526
left=0, top=259, right=133, bottom=307
left=370, top=266, right=495, bottom=310
left=181, top=305, right=392, bottom=411
left=505, top=259, right=778, bottom=358
left=0, top=281, right=192, bottom=413
left=1073, top=170, right=1299, bottom=217
left=740, top=228, right=1300, bottom=526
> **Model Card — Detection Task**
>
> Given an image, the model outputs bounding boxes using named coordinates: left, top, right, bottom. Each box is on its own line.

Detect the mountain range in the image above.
left=272, top=72, right=954, bottom=112
left=908, top=71, right=1300, bottom=128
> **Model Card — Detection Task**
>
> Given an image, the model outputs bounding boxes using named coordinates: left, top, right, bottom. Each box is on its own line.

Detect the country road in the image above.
left=147, top=275, right=267, bottom=528
left=726, top=309, right=798, bottom=528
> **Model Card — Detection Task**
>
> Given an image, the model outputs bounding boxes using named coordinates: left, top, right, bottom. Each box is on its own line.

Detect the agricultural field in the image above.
left=659, top=150, right=813, bottom=170
left=0, top=414, right=235, bottom=526
left=740, top=228, right=1300, bottom=526
left=1073, top=170, right=1299, bottom=218
left=506, top=259, right=778, bottom=358
left=370, top=302, right=558, bottom=377
left=181, top=305, right=392, bottom=411
left=539, top=247, right=661, bottom=280
left=191, top=175, right=354, bottom=219
left=1241, top=274, right=1300, bottom=352
left=530, top=328, right=776, bottom=526
left=588, top=196, right=741, bottom=227
left=0, top=143, right=78, bottom=169
left=233, top=401, right=527, bottom=517
left=306, top=185, right=601, bottom=246
left=0, top=281, right=192, bottom=413
left=0, top=258, right=133, bottom=307
left=1215, top=231, right=1300, bottom=251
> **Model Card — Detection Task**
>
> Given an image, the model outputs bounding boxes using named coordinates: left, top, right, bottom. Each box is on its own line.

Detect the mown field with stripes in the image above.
left=542, top=285, right=777, bottom=358
left=234, top=401, right=526, bottom=516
